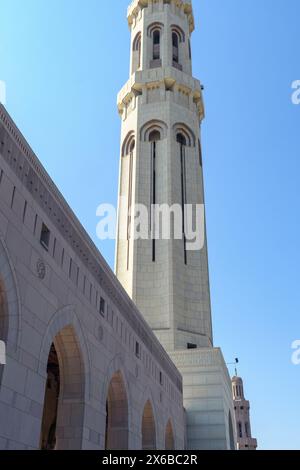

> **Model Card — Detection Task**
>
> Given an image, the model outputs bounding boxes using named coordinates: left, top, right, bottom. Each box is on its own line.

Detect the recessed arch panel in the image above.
left=140, top=120, right=168, bottom=142
left=173, top=123, right=195, bottom=147
left=122, top=131, right=136, bottom=157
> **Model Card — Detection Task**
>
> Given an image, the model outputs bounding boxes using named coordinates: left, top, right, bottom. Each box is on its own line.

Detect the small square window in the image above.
left=187, top=343, right=197, bottom=350
left=40, top=223, right=50, bottom=251
left=99, top=297, right=105, bottom=317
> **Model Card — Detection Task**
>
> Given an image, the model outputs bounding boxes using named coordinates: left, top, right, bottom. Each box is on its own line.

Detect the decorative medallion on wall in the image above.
left=36, top=259, right=46, bottom=280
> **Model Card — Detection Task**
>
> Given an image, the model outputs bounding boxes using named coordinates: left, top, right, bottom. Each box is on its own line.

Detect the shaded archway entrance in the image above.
left=40, top=343, right=60, bottom=449
left=40, top=325, right=85, bottom=450
left=105, top=371, right=129, bottom=450
left=142, top=400, right=156, bottom=450
left=165, top=419, right=175, bottom=450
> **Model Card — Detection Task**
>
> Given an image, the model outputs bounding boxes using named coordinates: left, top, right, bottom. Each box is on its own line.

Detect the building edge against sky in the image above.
left=116, top=0, right=237, bottom=450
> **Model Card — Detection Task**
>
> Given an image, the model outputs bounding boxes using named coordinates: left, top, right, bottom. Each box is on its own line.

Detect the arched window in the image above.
left=149, top=130, right=161, bottom=142
left=172, top=32, right=179, bottom=63
left=153, top=30, right=161, bottom=60
left=122, top=131, right=135, bottom=157
left=171, top=26, right=185, bottom=70
left=149, top=129, right=161, bottom=262
left=177, top=132, right=188, bottom=265
left=132, top=32, right=142, bottom=73
left=121, top=132, right=135, bottom=269
left=148, top=23, right=163, bottom=68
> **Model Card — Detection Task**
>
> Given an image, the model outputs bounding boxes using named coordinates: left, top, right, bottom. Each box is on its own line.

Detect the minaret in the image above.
left=232, top=376, right=257, bottom=450
left=116, top=0, right=236, bottom=450
left=116, top=0, right=212, bottom=352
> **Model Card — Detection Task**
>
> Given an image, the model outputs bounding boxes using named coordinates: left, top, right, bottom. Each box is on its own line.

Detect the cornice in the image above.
left=117, top=68, right=205, bottom=121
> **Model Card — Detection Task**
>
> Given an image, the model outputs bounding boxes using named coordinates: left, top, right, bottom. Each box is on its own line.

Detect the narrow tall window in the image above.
left=132, top=32, right=142, bottom=73
left=127, top=140, right=135, bottom=270
left=153, top=30, right=160, bottom=60
left=99, top=297, right=106, bottom=317
left=172, top=32, right=179, bottom=64
left=177, top=133, right=187, bottom=265
left=149, top=130, right=161, bottom=262
left=238, top=422, right=243, bottom=438
left=40, top=223, right=50, bottom=251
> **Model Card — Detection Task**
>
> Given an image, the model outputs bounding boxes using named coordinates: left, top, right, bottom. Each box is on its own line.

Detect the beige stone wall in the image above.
left=0, top=104, right=184, bottom=450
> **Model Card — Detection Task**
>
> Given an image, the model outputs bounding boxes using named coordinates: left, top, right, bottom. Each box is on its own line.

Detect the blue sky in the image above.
left=1, top=0, right=300, bottom=450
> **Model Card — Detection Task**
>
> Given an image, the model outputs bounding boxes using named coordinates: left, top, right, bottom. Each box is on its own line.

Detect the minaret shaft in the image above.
left=116, top=0, right=212, bottom=352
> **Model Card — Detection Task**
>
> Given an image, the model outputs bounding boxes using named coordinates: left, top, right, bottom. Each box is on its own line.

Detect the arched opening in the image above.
left=176, top=132, right=187, bottom=146
left=172, top=32, right=179, bottom=63
left=105, top=371, right=129, bottom=450
left=132, top=32, right=142, bottom=73
left=165, top=419, right=175, bottom=450
left=177, top=133, right=188, bottom=265
left=148, top=129, right=161, bottom=262
left=122, top=131, right=135, bottom=157
left=153, top=30, right=161, bottom=60
left=40, top=325, right=85, bottom=450
left=40, top=343, right=60, bottom=450
left=149, top=130, right=161, bottom=142
left=228, top=411, right=235, bottom=450
left=142, top=400, right=156, bottom=450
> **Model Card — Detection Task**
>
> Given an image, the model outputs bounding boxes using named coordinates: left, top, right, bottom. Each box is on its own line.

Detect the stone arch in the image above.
left=173, top=123, right=195, bottom=147
left=228, top=410, right=235, bottom=450
left=165, top=418, right=175, bottom=450
left=102, top=354, right=132, bottom=448
left=147, top=22, right=164, bottom=38
left=140, top=120, right=168, bottom=142
left=132, top=32, right=142, bottom=73
left=38, top=307, right=91, bottom=449
left=39, top=320, right=87, bottom=450
left=105, top=370, right=129, bottom=450
left=133, top=31, right=142, bottom=51
left=171, top=25, right=185, bottom=43
left=122, top=131, right=136, bottom=157
left=0, top=235, right=21, bottom=357
left=141, top=399, right=157, bottom=450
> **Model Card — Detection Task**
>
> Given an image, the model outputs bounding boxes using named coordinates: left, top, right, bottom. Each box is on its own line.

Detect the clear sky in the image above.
left=1, top=0, right=300, bottom=450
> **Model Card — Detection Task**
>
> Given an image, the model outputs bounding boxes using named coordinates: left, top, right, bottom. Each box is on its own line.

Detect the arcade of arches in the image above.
left=38, top=327, right=173, bottom=450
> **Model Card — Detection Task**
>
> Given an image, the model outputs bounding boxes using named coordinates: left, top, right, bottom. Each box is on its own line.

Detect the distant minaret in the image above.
left=232, top=376, right=257, bottom=450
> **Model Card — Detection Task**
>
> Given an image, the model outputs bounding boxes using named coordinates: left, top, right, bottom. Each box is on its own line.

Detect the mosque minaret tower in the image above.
left=116, top=0, right=236, bottom=449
